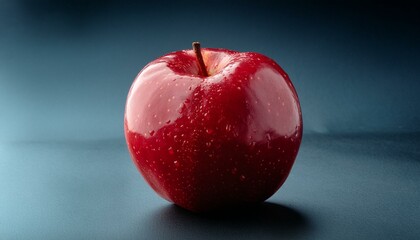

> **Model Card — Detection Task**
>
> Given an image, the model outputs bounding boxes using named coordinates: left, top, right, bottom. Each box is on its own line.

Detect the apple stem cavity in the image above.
left=192, top=42, right=209, bottom=77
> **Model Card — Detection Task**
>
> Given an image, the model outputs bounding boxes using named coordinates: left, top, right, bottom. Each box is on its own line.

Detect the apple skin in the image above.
left=124, top=47, right=302, bottom=212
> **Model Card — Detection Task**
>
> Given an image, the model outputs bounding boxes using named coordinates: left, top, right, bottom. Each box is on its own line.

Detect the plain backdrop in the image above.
left=1, top=0, right=419, bottom=142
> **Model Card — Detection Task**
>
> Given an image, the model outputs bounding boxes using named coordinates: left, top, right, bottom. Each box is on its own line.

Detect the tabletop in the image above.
left=2, top=133, right=419, bottom=239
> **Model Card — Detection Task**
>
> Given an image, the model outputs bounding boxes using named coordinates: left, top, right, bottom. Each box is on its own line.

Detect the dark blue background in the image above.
left=1, top=1, right=419, bottom=239
left=1, top=0, right=419, bottom=141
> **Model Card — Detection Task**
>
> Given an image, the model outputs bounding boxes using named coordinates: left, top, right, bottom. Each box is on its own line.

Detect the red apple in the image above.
left=124, top=42, right=302, bottom=212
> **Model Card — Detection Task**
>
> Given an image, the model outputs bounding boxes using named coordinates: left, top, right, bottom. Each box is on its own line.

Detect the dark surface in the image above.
left=1, top=134, right=419, bottom=239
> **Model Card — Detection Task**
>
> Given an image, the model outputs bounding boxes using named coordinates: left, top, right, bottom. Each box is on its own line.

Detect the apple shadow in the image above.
left=144, top=202, right=312, bottom=240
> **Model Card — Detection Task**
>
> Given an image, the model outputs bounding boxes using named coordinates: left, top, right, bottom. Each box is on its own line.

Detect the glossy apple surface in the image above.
left=124, top=46, right=302, bottom=212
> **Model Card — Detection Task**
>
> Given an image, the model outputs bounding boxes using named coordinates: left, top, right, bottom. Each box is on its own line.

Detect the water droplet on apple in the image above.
left=168, top=147, right=174, bottom=155
left=149, top=130, right=155, bottom=136
left=225, top=124, right=232, bottom=132
left=166, top=120, right=171, bottom=124
left=206, top=128, right=214, bottom=134
left=174, top=160, right=180, bottom=167
left=240, top=175, right=246, bottom=181
left=206, top=142, right=211, bottom=147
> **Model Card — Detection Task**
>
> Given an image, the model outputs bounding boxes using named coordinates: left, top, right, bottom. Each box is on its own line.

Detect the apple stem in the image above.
left=192, top=42, right=208, bottom=77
